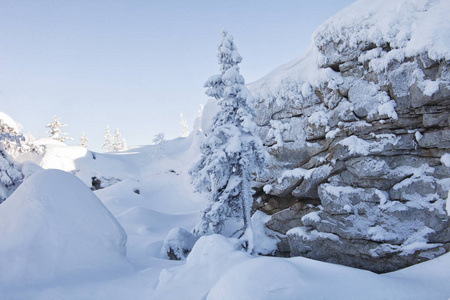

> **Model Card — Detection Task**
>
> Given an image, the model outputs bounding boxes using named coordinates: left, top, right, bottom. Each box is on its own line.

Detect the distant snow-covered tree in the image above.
left=180, top=113, right=189, bottom=137
left=122, top=138, right=128, bottom=151
left=152, top=132, right=166, bottom=159
left=46, top=116, right=73, bottom=142
left=189, top=29, right=268, bottom=253
left=0, top=119, right=24, bottom=202
left=102, top=125, right=113, bottom=151
left=0, top=119, right=24, bottom=156
left=79, top=132, right=88, bottom=148
left=112, top=128, right=124, bottom=151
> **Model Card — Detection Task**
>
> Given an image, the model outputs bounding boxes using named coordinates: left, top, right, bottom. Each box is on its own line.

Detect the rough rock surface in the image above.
left=250, top=0, right=450, bottom=273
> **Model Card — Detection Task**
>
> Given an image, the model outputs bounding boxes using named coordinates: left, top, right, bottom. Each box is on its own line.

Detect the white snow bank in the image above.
left=208, top=252, right=450, bottom=300
left=37, top=139, right=88, bottom=172
left=207, top=256, right=304, bottom=300
left=314, top=0, right=450, bottom=62
left=156, top=235, right=249, bottom=300
left=0, top=169, right=131, bottom=287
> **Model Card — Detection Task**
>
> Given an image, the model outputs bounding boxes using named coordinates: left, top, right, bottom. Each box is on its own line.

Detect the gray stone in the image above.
left=345, top=157, right=389, bottom=178
left=318, top=183, right=383, bottom=214
left=266, top=203, right=320, bottom=234
left=422, top=112, right=450, bottom=128
left=418, top=129, right=450, bottom=149
left=411, top=81, right=450, bottom=108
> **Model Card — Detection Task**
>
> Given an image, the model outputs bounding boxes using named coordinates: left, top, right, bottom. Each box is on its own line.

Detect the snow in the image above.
left=441, top=153, right=450, bottom=168
left=0, top=169, right=131, bottom=288
left=339, top=134, right=399, bottom=156
left=314, top=0, right=450, bottom=63
left=156, top=235, right=249, bottom=300
left=441, top=153, right=450, bottom=216
left=415, top=130, right=423, bottom=142
left=0, top=111, right=21, bottom=132
left=378, top=100, right=398, bottom=120
left=325, top=127, right=341, bottom=139
left=163, top=227, right=198, bottom=260
left=301, top=211, right=321, bottom=223
left=421, top=79, right=441, bottom=96
left=1, top=0, right=450, bottom=298
left=287, top=227, right=340, bottom=242
left=1, top=112, right=450, bottom=300
left=308, top=110, right=328, bottom=126
left=251, top=210, right=280, bottom=255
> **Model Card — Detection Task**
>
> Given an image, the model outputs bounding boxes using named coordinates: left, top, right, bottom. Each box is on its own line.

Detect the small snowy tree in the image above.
left=122, top=138, right=128, bottom=151
left=189, top=30, right=268, bottom=252
left=152, top=132, right=166, bottom=159
left=79, top=132, right=88, bottom=148
left=112, top=128, right=123, bottom=151
left=46, top=116, right=73, bottom=142
left=102, top=125, right=113, bottom=151
left=180, top=113, right=189, bottom=137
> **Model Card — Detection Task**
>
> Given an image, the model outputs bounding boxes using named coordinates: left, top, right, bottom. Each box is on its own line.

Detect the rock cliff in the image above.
left=250, top=0, right=450, bottom=273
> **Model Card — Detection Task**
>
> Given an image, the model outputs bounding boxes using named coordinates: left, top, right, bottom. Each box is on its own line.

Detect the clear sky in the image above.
left=0, top=0, right=355, bottom=152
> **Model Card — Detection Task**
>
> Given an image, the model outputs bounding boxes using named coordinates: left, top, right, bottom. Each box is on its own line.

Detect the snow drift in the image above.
left=0, top=169, right=131, bottom=287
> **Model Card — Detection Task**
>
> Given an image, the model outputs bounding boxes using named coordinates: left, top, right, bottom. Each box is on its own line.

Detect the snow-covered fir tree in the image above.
left=0, top=119, right=24, bottom=156
left=189, top=29, right=268, bottom=252
left=112, top=128, right=124, bottom=151
left=46, top=116, right=73, bottom=143
left=79, top=132, right=88, bottom=148
left=0, top=119, right=24, bottom=202
left=122, top=138, right=128, bottom=151
left=180, top=113, right=189, bottom=137
left=102, top=125, right=113, bottom=151
left=152, top=132, right=166, bottom=159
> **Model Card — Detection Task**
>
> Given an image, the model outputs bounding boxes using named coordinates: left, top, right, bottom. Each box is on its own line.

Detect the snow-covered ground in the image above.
left=1, top=0, right=450, bottom=298
left=1, top=125, right=449, bottom=300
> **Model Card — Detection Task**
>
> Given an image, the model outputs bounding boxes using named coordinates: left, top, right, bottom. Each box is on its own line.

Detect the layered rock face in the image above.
left=250, top=0, right=450, bottom=273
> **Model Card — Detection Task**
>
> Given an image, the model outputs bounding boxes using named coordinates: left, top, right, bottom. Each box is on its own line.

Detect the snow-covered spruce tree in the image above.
left=189, top=29, right=268, bottom=252
left=46, top=116, right=73, bottom=143
left=0, top=119, right=24, bottom=156
left=122, top=138, right=128, bottom=151
left=79, top=132, right=88, bottom=148
left=102, top=125, right=113, bottom=151
left=0, top=120, right=24, bottom=202
left=152, top=132, right=166, bottom=159
left=112, top=128, right=124, bottom=151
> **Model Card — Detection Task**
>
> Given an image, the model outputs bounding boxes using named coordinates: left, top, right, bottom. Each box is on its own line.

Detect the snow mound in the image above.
left=0, top=169, right=130, bottom=287
left=37, top=139, right=89, bottom=172
left=208, top=252, right=450, bottom=300
left=156, top=235, right=249, bottom=300
left=207, top=257, right=304, bottom=300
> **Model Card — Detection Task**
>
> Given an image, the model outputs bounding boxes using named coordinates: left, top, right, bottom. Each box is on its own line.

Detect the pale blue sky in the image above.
left=0, top=0, right=354, bottom=151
